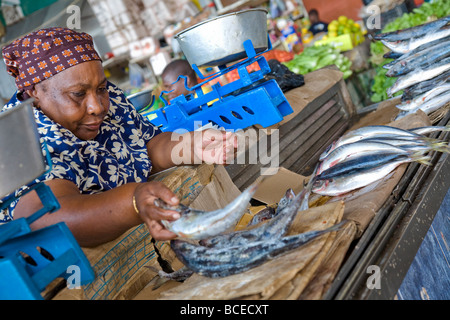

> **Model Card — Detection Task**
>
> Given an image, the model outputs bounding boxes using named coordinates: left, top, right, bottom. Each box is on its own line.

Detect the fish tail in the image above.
left=420, top=136, right=447, bottom=145
left=428, top=141, right=450, bottom=153
left=411, top=153, right=432, bottom=166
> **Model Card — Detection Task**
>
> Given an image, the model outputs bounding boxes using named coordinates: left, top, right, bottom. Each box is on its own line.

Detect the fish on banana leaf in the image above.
left=170, top=221, right=347, bottom=278
left=156, top=182, right=258, bottom=239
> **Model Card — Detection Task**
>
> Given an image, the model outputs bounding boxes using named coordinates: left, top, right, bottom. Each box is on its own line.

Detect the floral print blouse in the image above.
left=0, top=81, right=161, bottom=222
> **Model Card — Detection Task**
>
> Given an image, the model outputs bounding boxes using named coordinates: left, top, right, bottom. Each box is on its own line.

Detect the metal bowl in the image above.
left=174, top=9, right=268, bottom=67
left=127, top=89, right=154, bottom=112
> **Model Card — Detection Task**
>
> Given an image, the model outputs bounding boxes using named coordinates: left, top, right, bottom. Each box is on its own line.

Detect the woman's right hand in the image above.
left=133, top=181, right=181, bottom=240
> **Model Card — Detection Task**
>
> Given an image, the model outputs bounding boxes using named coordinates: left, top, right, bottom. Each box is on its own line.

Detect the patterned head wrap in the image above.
left=2, top=27, right=102, bottom=97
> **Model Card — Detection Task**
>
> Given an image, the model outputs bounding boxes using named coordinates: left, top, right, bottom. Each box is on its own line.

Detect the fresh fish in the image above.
left=199, top=189, right=305, bottom=248
left=381, top=25, right=450, bottom=54
left=409, top=124, right=450, bottom=135
left=412, top=90, right=450, bottom=115
left=386, top=40, right=450, bottom=77
left=156, top=182, right=258, bottom=239
left=387, top=56, right=450, bottom=97
left=373, top=16, right=450, bottom=42
left=401, top=70, right=450, bottom=102
left=316, top=152, right=421, bottom=182
left=170, top=221, right=348, bottom=278
left=382, top=37, right=450, bottom=70
left=396, top=90, right=450, bottom=119
left=387, top=35, right=450, bottom=69
left=312, top=154, right=431, bottom=197
left=319, top=125, right=427, bottom=161
left=316, top=141, right=412, bottom=175
left=396, top=83, right=450, bottom=111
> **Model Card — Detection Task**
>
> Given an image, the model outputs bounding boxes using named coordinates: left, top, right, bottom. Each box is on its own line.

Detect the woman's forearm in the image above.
left=15, top=180, right=143, bottom=247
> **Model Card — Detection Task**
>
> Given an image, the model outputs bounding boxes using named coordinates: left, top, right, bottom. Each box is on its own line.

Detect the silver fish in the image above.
left=401, top=70, right=450, bottom=102
left=381, top=25, right=450, bottom=54
left=360, top=136, right=450, bottom=154
left=157, top=182, right=258, bottom=239
left=312, top=154, right=431, bottom=196
left=384, top=35, right=450, bottom=71
left=170, top=221, right=347, bottom=278
left=409, top=124, right=450, bottom=135
left=395, top=90, right=450, bottom=119
left=386, top=40, right=450, bottom=77
left=373, top=16, right=450, bottom=42
left=316, top=141, right=412, bottom=175
left=387, top=56, right=450, bottom=97
left=396, top=83, right=450, bottom=111
left=319, top=125, right=426, bottom=161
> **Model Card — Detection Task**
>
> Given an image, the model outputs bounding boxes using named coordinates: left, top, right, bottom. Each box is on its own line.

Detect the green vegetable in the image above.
left=283, top=44, right=353, bottom=79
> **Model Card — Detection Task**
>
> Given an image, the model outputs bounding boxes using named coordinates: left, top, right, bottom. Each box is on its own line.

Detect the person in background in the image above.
left=308, top=9, right=328, bottom=35
left=0, top=27, right=237, bottom=247
left=161, top=59, right=198, bottom=101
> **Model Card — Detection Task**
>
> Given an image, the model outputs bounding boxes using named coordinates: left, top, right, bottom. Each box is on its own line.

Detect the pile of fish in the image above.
left=154, top=184, right=344, bottom=278
left=374, top=16, right=450, bottom=119
left=310, top=124, right=450, bottom=197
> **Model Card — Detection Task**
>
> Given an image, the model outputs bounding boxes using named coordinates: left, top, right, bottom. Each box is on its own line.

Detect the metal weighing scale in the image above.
left=0, top=101, right=94, bottom=299
left=147, top=9, right=294, bottom=132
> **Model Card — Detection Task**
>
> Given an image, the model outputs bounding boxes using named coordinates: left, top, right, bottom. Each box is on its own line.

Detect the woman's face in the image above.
left=29, top=60, right=110, bottom=140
